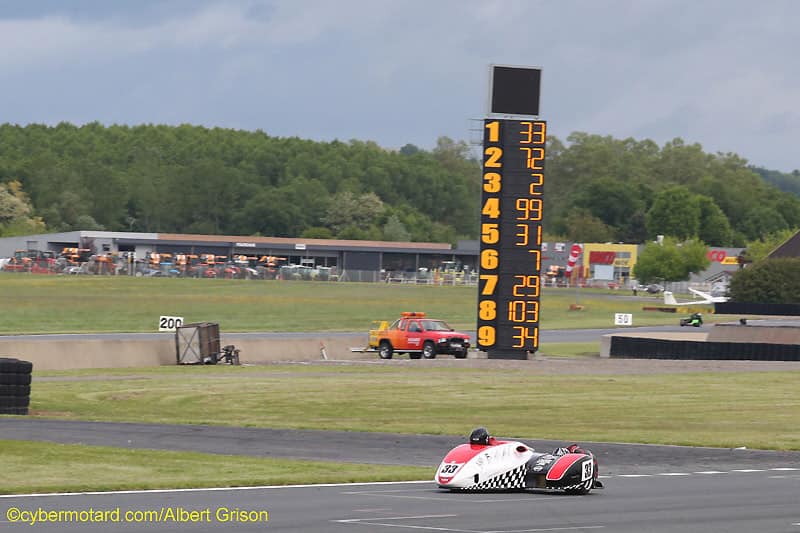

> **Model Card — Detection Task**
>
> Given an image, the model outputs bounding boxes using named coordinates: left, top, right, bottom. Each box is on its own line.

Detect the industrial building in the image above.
left=0, top=230, right=478, bottom=280
left=0, top=230, right=744, bottom=286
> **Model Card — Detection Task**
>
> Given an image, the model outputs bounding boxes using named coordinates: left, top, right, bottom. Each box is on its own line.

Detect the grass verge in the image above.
left=0, top=440, right=430, bottom=495
left=0, top=273, right=703, bottom=333
left=538, top=342, right=600, bottom=357
left=27, top=364, right=800, bottom=450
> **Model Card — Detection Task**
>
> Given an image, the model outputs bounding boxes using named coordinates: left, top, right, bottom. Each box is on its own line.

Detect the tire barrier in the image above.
left=609, top=336, right=800, bottom=361
left=0, top=357, right=32, bottom=415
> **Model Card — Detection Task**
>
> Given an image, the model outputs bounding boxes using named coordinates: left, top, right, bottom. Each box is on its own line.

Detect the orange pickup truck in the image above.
left=369, top=312, right=471, bottom=360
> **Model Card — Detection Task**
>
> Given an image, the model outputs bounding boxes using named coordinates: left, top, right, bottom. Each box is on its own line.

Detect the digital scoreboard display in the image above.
left=476, top=119, right=546, bottom=353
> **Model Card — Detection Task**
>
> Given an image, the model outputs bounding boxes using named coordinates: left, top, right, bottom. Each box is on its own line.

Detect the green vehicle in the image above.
left=679, top=312, right=704, bottom=327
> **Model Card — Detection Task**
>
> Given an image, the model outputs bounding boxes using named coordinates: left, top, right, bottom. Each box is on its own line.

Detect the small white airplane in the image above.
left=664, top=288, right=729, bottom=306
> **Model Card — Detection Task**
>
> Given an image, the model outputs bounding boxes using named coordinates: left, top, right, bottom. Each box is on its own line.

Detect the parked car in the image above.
left=634, top=283, right=664, bottom=294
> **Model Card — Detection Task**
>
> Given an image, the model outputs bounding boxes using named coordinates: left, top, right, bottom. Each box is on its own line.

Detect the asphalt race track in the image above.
left=2, top=419, right=799, bottom=473
left=4, top=325, right=798, bottom=532
left=5, top=323, right=711, bottom=345
left=2, top=469, right=799, bottom=532
left=2, top=420, right=800, bottom=532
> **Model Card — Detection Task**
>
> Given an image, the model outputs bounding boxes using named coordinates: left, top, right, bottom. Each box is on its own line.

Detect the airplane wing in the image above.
left=664, top=290, right=719, bottom=306
left=689, top=287, right=728, bottom=303
left=688, top=288, right=714, bottom=301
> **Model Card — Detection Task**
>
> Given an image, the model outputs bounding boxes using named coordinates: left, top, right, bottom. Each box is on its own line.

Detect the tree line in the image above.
left=1, top=123, right=798, bottom=250
left=0, top=123, right=479, bottom=243
left=546, top=133, right=800, bottom=246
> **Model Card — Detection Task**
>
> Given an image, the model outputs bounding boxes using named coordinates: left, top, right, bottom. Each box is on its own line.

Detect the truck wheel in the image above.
left=422, top=341, right=437, bottom=359
left=378, top=341, right=393, bottom=359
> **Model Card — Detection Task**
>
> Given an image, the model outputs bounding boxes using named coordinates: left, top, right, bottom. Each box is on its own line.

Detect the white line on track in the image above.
left=342, top=493, right=455, bottom=502
left=336, top=514, right=460, bottom=523
left=1, top=466, right=795, bottom=499
left=344, top=489, right=432, bottom=493
left=482, top=526, right=606, bottom=533
left=336, top=524, right=477, bottom=532
left=340, top=488, right=587, bottom=504
left=0, top=480, right=431, bottom=499
left=333, top=514, right=478, bottom=532
left=333, top=515, right=605, bottom=533
left=341, top=490, right=539, bottom=504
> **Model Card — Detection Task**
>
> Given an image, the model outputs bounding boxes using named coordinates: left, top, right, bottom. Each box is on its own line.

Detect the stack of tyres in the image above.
left=0, top=357, right=32, bottom=415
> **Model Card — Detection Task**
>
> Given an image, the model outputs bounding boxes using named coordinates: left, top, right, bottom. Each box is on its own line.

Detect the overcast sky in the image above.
left=1, top=0, right=798, bottom=171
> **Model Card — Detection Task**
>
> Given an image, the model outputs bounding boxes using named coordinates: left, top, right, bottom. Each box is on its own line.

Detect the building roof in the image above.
left=0, top=230, right=453, bottom=255
left=767, top=230, right=800, bottom=259
left=156, top=233, right=452, bottom=252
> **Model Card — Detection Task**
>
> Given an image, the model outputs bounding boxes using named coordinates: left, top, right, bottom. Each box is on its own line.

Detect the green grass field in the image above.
left=0, top=440, right=430, bottom=495
left=29, top=364, right=800, bottom=451
left=1, top=274, right=782, bottom=494
left=0, top=273, right=696, bottom=334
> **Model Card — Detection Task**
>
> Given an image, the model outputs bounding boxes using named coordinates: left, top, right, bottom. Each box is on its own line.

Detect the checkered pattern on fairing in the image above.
left=462, top=464, right=527, bottom=491
left=560, top=480, right=592, bottom=491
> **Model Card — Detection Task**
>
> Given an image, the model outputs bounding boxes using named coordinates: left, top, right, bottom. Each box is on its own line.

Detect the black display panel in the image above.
left=490, top=66, right=541, bottom=116
left=477, top=119, right=546, bottom=353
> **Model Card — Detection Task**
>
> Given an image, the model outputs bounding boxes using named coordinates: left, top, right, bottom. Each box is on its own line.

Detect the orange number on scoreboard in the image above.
left=511, top=326, right=538, bottom=349
left=480, top=249, right=499, bottom=270
left=481, top=223, right=499, bottom=244
left=479, top=300, right=496, bottom=320
left=508, top=300, right=539, bottom=323
left=485, top=121, right=500, bottom=142
left=480, top=274, right=498, bottom=295
left=519, top=121, right=546, bottom=144
left=478, top=326, right=496, bottom=346
left=483, top=172, right=501, bottom=193
left=484, top=147, right=503, bottom=168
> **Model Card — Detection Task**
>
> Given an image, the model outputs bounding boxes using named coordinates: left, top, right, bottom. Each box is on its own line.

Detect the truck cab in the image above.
left=371, top=312, right=471, bottom=360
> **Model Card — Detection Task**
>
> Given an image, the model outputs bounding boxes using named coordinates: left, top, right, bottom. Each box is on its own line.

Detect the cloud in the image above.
left=0, top=2, right=328, bottom=70
left=0, top=0, right=798, bottom=170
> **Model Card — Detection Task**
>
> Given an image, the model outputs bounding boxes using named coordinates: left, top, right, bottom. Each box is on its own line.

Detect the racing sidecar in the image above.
left=679, top=313, right=703, bottom=327
left=435, top=427, right=602, bottom=494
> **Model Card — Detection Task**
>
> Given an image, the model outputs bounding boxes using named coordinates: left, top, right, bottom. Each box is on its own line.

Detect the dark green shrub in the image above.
left=729, top=258, right=800, bottom=303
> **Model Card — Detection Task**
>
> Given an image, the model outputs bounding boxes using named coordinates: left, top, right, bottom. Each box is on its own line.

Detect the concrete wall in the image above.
left=600, top=331, right=707, bottom=358
left=707, top=322, right=800, bottom=345
left=0, top=334, right=373, bottom=371
left=600, top=320, right=800, bottom=358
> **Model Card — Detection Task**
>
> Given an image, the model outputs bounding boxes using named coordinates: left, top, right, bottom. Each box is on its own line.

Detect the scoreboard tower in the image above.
left=477, top=65, right=546, bottom=360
